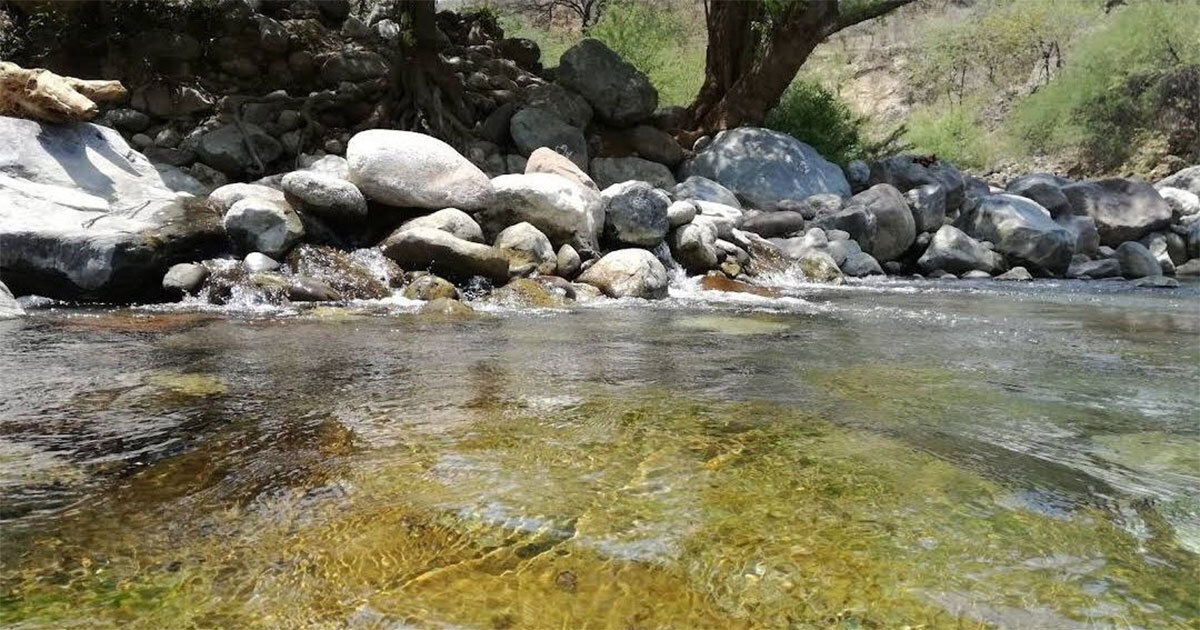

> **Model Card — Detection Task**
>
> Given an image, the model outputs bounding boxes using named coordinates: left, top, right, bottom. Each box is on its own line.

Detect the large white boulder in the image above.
left=347, top=129, right=493, bottom=210
left=479, top=173, right=604, bottom=249
left=577, top=248, right=669, bottom=299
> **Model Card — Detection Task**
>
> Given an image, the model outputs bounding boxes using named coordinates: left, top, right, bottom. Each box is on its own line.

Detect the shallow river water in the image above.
left=1, top=276, right=1198, bottom=628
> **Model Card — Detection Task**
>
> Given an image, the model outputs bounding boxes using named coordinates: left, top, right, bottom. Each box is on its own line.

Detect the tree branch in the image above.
left=826, top=0, right=917, bottom=37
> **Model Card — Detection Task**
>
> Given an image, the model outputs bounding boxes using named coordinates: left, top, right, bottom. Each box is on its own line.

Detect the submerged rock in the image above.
left=403, top=273, right=458, bottom=301
left=419, top=296, right=474, bottom=316
left=286, top=244, right=392, bottom=299
left=577, top=248, right=668, bottom=299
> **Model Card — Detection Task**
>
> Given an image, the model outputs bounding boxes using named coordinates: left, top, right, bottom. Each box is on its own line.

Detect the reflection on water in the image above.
left=1, top=278, right=1198, bottom=628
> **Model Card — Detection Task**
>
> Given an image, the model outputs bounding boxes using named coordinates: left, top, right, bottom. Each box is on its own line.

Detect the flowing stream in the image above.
left=1, top=276, right=1198, bottom=628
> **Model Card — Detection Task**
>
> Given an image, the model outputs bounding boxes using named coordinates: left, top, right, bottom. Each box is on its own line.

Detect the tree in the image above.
left=682, top=0, right=915, bottom=139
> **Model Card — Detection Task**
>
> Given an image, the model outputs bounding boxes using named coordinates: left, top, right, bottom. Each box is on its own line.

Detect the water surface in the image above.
left=2, top=277, right=1198, bottom=628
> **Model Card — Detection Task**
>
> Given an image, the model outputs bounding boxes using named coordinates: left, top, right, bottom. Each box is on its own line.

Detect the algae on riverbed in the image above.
left=2, top=393, right=1196, bottom=629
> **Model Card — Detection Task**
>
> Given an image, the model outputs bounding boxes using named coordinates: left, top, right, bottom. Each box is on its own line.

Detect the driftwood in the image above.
left=0, top=61, right=127, bottom=124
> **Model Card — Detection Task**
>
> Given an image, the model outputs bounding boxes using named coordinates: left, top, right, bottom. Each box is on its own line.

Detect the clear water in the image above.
left=1, top=277, right=1198, bottom=628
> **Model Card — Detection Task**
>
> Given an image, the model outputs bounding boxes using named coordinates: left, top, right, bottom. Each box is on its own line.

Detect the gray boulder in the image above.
left=481, top=173, right=604, bottom=249
left=846, top=184, right=915, bottom=262
left=396, top=208, right=485, bottom=243
left=208, top=183, right=287, bottom=213
left=1054, top=215, right=1100, bottom=258
left=556, top=39, right=657, bottom=127
left=520, top=83, right=593, bottom=129
left=591, top=156, right=675, bottom=189
left=381, top=226, right=509, bottom=283
left=798, top=250, right=843, bottom=283
left=682, top=127, right=850, bottom=210
left=347, top=129, right=493, bottom=210
left=196, top=123, right=282, bottom=176
left=0, top=117, right=223, bottom=300
left=956, top=194, right=1074, bottom=275
left=1, top=280, right=24, bottom=318
left=673, top=176, right=741, bottom=209
left=692, top=201, right=744, bottom=238
left=869, top=155, right=966, bottom=213
left=281, top=171, right=367, bottom=222
left=525, top=147, right=598, bottom=192
left=243, top=252, right=280, bottom=273
left=1191, top=221, right=1200, bottom=260
left=918, top=225, right=1005, bottom=275
left=905, top=184, right=946, bottom=233
left=781, top=194, right=842, bottom=220
left=1156, top=165, right=1200, bottom=196
left=509, top=107, right=588, bottom=169
left=578, top=248, right=669, bottom=299
left=740, top=211, right=805, bottom=238
left=841, top=251, right=884, bottom=277
left=1006, top=173, right=1072, bottom=217
left=1139, top=232, right=1184, bottom=274
left=995, top=266, right=1033, bottom=281
left=161, top=262, right=210, bottom=298
left=556, top=244, right=581, bottom=278
left=601, top=181, right=670, bottom=247
left=1066, top=258, right=1121, bottom=279
left=1158, top=187, right=1200, bottom=221
left=623, top=125, right=684, bottom=166
left=669, top=220, right=720, bottom=273
left=1116, top=241, right=1162, bottom=279
left=223, top=197, right=304, bottom=258
left=666, top=200, right=697, bottom=228
left=1060, top=179, right=1172, bottom=246
left=845, top=159, right=870, bottom=193
left=495, top=222, right=556, bottom=276
left=1176, top=258, right=1200, bottom=276
left=810, top=206, right=876, bottom=254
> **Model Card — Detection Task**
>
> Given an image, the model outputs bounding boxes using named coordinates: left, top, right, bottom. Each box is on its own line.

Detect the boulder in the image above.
left=868, top=155, right=966, bottom=213
left=1156, top=165, right=1200, bottom=196
left=1132, top=276, right=1179, bottom=288
left=1116, top=241, right=1163, bottom=279
left=161, top=263, right=209, bottom=298
left=396, top=208, right=485, bottom=243
left=520, top=83, right=593, bottom=129
left=995, top=266, right=1033, bottom=281
left=904, top=184, right=946, bottom=233
left=525, top=147, right=598, bottom=192
left=682, top=127, right=850, bottom=210
left=281, top=171, right=367, bottom=222
left=740, top=211, right=805, bottom=238
left=319, top=50, right=389, bottom=83
left=196, top=123, right=282, bottom=176
left=623, top=125, right=684, bottom=166
left=846, top=184, right=915, bottom=262
left=601, top=181, right=670, bottom=247
left=0, top=280, right=22, bottom=318
left=917, top=225, right=1005, bottom=275
left=955, top=194, right=1074, bottom=275
left=285, top=244, right=392, bottom=300
left=481, top=173, right=604, bottom=249
left=666, top=200, right=697, bottom=228
left=590, top=156, right=675, bottom=189
left=243, top=252, right=279, bottom=272
left=556, top=39, right=657, bottom=126
left=208, top=183, right=287, bottom=213
left=577, top=248, right=669, bottom=299
left=495, top=221, right=556, bottom=276
left=0, top=117, right=223, bottom=300
left=1158, top=187, right=1200, bottom=221
left=1060, top=179, right=1172, bottom=246
left=841, top=251, right=884, bottom=277
left=223, top=197, right=304, bottom=258
left=1006, top=173, right=1072, bottom=217
left=798, top=250, right=843, bottom=284
left=1054, top=215, right=1100, bottom=258
left=673, top=176, right=741, bottom=209
left=347, top=129, right=493, bottom=210
left=845, top=159, right=870, bottom=193
left=1176, top=258, right=1200, bottom=276
left=1066, top=258, right=1121, bottom=279
left=670, top=219, right=720, bottom=273
left=1139, top=232, right=1184, bottom=274
left=404, top=273, right=458, bottom=301
left=556, top=243, right=581, bottom=278
left=692, top=201, right=743, bottom=238
left=380, top=226, right=509, bottom=283
left=781, top=194, right=842, bottom=220
left=509, top=107, right=588, bottom=169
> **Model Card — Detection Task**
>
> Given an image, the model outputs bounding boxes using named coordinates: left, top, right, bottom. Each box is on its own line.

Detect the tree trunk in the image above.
left=682, top=0, right=915, bottom=141
left=387, top=0, right=474, bottom=146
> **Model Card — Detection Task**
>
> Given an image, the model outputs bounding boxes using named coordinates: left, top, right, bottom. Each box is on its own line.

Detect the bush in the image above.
left=905, top=103, right=997, bottom=170
left=1007, top=1, right=1200, bottom=168
left=765, top=81, right=866, bottom=166
left=587, top=0, right=704, bottom=106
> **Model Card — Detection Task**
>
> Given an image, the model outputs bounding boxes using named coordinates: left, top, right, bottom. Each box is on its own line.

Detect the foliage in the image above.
left=905, top=102, right=999, bottom=170
left=764, top=80, right=866, bottom=166
left=586, top=0, right=704, bottom=106
left=1007, top=1, right=1200, bottom=168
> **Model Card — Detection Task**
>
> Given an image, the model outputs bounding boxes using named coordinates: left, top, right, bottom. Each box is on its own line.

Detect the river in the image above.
left=1, top=276, right=1197, bottom=628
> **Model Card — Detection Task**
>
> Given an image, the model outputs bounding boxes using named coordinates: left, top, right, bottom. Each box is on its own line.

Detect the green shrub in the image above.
left=586, top=0, right=704, bottom=106
left=765, top=81, right=866, bottom=166
left=1007, top=1, right=1200, bottom=167
left=905, top=103, right=997, bottom=170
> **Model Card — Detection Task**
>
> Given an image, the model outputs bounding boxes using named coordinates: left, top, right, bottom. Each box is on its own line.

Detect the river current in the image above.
left=1, top=275, right=1197, bottom=628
